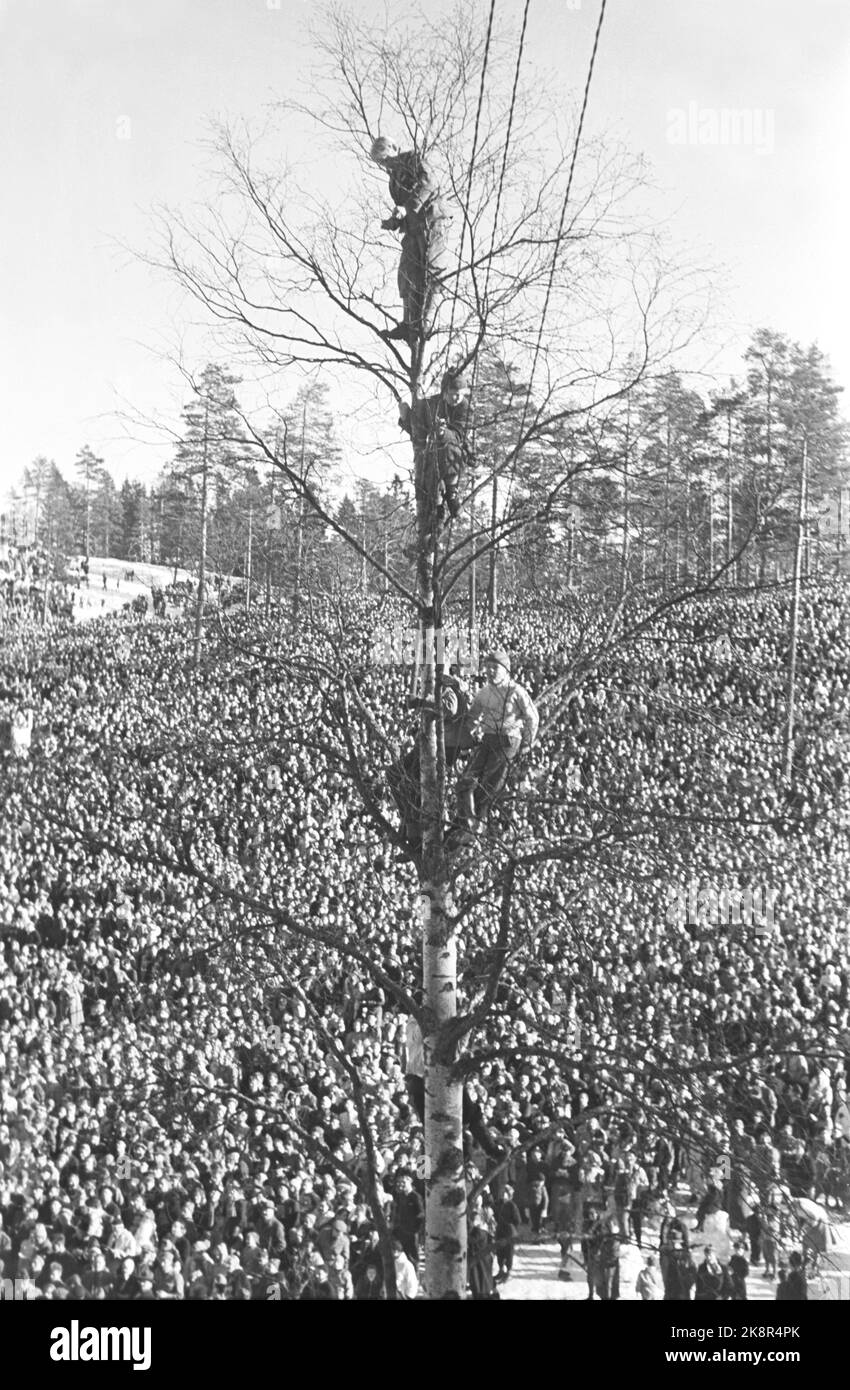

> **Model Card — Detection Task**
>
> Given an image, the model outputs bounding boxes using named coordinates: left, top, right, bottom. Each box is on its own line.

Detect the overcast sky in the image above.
left=1, top=0, right=848, bottom=498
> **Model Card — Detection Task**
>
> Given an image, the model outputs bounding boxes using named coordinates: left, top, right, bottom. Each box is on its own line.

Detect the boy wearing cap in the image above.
left=451, top=650, right=539, bottom=844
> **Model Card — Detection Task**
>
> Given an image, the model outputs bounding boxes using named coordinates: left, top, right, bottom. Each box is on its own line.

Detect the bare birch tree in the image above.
left=132, top=1, right=722, bottom=1296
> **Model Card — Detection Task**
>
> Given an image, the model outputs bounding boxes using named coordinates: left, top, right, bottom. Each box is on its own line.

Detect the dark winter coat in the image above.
left=468, top=1226, right=497, bottom=1301
left=694, top=1261, right=726, bottom=1300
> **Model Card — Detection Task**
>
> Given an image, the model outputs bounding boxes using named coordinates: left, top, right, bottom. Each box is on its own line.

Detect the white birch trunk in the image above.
left=413, top=418, right=467, bottom=1299
left=421, top=889, right=466, bottom=1298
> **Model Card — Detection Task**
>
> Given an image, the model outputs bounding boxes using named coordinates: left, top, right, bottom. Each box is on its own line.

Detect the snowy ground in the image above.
left=494, top=1189, right=838, bottom=1295
left=68, top=558, right=192, bottom=622
left=499, top=1193, right=850, bottom=1300
left=502, top=1233, right=776, bottom=1301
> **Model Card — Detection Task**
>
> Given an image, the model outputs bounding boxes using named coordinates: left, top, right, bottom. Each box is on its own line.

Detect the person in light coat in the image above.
left=393, top=1238, right=421, bottom=1300
left=636, top=1254, right=662, bottom=1300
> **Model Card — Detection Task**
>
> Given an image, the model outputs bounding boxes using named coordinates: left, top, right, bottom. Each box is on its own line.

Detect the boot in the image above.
left=443, top=489, right=461, bottom=520
left=382, top=322, right=415, bottom=345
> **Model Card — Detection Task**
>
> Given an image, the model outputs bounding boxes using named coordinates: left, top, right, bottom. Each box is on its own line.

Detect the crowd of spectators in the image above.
left=1, top=576, right=848, bottom=1299
left=0, top=542, right=74, bottom=624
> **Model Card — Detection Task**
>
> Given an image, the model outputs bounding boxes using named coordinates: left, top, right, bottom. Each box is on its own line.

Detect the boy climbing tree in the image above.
left=450, top=649, right=539, bottom=847
left=399, top=371, right=473, bottom=554
left=388, top=662, right=473, bottom=856
left=370, top=136, right=450, bottom=346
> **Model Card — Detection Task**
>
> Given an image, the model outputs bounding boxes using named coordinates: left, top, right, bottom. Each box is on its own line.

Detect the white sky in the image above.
left=1, top=0, right=848, bottom=498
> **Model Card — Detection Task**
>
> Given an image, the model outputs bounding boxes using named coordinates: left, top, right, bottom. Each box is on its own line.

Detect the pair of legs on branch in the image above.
left=415, top=441, right=463, bottom=525
left=400, top=443, right=464, bottom=559
left=390, top=732, right=521, bottom=851
left=385, top=212, right=450, bottom=345
left=450, top=732, right=523, bottom=844
left=388, top=741, right=463, bottom=849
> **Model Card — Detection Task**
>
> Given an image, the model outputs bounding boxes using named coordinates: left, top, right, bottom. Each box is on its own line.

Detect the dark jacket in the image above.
left=495, top=1200, right=521, bottom=1242
left=385, top=150, right=442, bottom=220
left=391, top=1190, right=424, bottom=1237
left=442, top=675, right=473, bottom=752
left=694, top=1261, right=726, bottom=1301
left=777, top=1269, right=807, bottom=1300
left=663, top=1249, right=696, bottom=1301
left=113, top=1272, right=142, bottom=1301
left=256, top=1214, right=287, bottom=1257
left=728, top=1252, right=749, bottom=1298
left=354, top=1272, right=386, bottom=1300
left=468, top=1226, right=497, bottom=1301
left=399, top=395, right=472, bottom=519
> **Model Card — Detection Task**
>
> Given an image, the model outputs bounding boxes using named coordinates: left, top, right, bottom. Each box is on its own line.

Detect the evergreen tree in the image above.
left=634, top=373, right=709, bottom=589
left=73, top=445, right=105, bottom=564
left=278, top=381, right=340, bottom=617
left=741, top=331, right=847, bottom=579
left=467, top=353, right=530, bottom=615
left=92, top=469, right=121, bottom=559
left=173, top=364, right=246, bottom=670
left=117, top=480, right=146, bottom=561
left=22, top=455, right=53, bottom=543
left=157, top=469, right=197, bottom=580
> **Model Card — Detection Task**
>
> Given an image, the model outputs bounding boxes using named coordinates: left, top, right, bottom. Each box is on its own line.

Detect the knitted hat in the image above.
left=370, top=136, right=398, bottom=162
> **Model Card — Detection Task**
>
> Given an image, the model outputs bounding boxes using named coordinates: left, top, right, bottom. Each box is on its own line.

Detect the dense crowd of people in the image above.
left=1, top=575, right=849, bottom=1299
left=0, top=542, right=74, bottom=624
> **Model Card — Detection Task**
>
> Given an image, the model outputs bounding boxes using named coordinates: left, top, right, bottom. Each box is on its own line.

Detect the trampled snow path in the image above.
left=501, top=1234, right=776, bottom=1302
